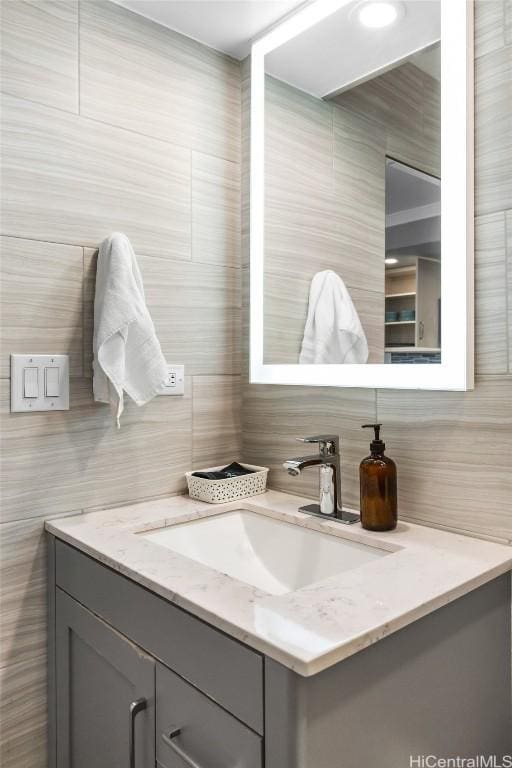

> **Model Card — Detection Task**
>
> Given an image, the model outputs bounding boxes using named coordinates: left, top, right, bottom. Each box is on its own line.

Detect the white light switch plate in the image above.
left=159, top=365, right=185, bottom=396
left=10, top=354, right=70, bottom=412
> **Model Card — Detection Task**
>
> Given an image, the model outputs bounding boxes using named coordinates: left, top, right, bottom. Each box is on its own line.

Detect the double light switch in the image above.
left=11, top=354, right=70, bottom=412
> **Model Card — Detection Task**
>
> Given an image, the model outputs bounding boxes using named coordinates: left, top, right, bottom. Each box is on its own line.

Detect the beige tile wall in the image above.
left=242, top=1, right=512, bottom=543
left=0, top=2, right=241, bottom=765
left=0, top=0, right=79, bottom=112
left=333, top=60, right=441, bottom=178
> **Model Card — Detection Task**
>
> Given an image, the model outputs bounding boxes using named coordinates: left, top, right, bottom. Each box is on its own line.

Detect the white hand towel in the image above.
left=299, top=270, right=369, bottom=364
left=93, top=233, right=168, bottom=426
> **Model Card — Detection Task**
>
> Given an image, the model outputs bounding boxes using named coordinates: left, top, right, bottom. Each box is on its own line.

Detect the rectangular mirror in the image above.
left=250, top=0, right=474, bottom=390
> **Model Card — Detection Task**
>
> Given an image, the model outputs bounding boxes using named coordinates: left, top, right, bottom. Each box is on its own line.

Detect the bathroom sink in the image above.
left=140, top=509, right=387, bottom=595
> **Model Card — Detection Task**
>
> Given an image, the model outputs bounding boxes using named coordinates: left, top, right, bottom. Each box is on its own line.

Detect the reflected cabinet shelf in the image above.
left=384, top=259, right=441, bottom=358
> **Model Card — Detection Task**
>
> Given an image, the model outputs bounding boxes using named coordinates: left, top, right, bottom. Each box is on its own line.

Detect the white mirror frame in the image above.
left=250, top=0, right=474, bottom=390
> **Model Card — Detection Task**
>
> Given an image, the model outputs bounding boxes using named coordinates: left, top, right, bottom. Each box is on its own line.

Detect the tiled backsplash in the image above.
left=0, top=2, right=241, bottom=765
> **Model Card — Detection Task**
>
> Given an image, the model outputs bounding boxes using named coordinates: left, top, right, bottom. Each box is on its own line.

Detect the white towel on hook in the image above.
left=93, top=232, right=168, bottom=426
left=299, top=270, right=369, bottom=364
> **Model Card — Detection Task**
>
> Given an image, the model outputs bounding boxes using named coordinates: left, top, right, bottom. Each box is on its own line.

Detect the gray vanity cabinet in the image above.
left=55, top=589, right=155, bottom=768
left=48, top=536, right=512, bottom=768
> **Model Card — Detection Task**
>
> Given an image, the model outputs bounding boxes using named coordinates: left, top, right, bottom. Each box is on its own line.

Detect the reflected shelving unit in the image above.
left=384, top=259, right=441, bottom=359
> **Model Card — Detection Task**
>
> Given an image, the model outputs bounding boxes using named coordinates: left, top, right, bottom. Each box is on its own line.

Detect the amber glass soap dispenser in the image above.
left=359, top=424, right=397, bottom=531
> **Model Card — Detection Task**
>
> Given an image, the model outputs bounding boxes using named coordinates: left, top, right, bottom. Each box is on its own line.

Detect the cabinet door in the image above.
left=156, top=663, right=262, bottom=768
left=56, top=589, right=155, bottom=768
left=416, top=257, right=441, bottom=348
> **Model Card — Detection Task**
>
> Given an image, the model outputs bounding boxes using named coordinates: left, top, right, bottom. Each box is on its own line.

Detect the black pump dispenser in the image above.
left=362, top=424, right=385, bottom=454
left=359, top=424, right=397, bottom=531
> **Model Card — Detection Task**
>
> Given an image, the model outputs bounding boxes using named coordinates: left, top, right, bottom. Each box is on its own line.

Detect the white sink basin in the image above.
left=140, top=510, right=388, bottom=595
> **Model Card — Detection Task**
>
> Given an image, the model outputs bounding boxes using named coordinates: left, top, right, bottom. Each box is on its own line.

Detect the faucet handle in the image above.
left=296, top=435, right=339, bottom=456
left=296, top=435, right=338, bottom=444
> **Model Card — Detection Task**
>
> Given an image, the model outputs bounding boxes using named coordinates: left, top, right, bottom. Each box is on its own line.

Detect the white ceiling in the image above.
left=265, top=0, right=440, bottom=97
left=113, top=0, right=304, bottom=60
left=114, top=0, right=440, bottom=97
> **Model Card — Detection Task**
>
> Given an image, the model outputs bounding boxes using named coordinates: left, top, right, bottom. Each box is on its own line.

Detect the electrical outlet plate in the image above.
left=159, top=365, right=185, bottom=396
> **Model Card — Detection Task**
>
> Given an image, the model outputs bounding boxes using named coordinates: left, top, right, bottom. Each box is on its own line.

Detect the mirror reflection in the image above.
left=263, top=0, right=441, bottom=365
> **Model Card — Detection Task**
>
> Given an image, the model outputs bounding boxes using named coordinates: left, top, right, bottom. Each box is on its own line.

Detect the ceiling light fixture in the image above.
left=358, top=2, right=403, bottom=29
left=385, top=257, right=399, bottom=265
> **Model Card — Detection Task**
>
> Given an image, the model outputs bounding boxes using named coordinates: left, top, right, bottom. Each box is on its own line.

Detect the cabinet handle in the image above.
left=129, top=698, right=147, bottom=768
left=419, top=321, right=424, bottom=340
left=162, top=727, right=203, bottom=768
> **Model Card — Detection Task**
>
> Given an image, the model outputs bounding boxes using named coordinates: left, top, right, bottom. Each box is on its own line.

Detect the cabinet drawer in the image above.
left=156, top=662, right=262, bottom=768
left=55, top=539, right=263, bottom=733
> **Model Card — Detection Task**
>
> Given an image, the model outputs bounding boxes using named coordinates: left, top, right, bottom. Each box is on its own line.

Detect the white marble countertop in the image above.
left=46, top=490, right=512, bottom=676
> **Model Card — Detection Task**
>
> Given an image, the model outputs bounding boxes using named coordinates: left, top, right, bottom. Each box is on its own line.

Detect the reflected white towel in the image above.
left=299, top=270, right=369, bottom=364
left=93, top=233, right=168, bottom=426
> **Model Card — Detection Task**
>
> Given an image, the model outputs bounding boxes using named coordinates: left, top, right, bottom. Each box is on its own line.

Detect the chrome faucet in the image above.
left=283, top=435, right=359, bottom=524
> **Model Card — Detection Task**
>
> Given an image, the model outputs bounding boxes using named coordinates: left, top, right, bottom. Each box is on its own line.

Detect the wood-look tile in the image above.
left=241, top=266, right=250, bottom=380
left=265, top=75, right=333, bottom=198
left=475, top=45, right=512, bottom=216
left=265, top=78, right=342, bottom=284
left=241, top=72, right=251, bottom=268
left=507, top=210, right=512, bottom=373
left=333, top=61, right=440, bottom=178
left=0, top=378, right=192, bottom=523
left=0, top=237, right=83, bottom=378
left=79, top=0, right=240, bottom=161
left=333, top=62, right=423, bottom=139
left=264, top=77, right=385, bottom=364
left=1, top=95, right=191, bottom=260
left=506, top=0, right=512, bottom=44
left=263, top=271, right=309, bottom=364
left=385, top=132, right=440, bottom=180
left=263, top=99, right=384, bottom=358
left=241, top=69, right=251, bottom=373
left=474, top=213, right=508, bottom=373
left=420, top=70, right=441, bottom=177
left=264, top=217, right=358, bottom=297
left=84, top=251, right=241, bottom=378
left=0, top=518, right=47, bottom=670
left=0, top=0, right=78, bottom=113
left=475, top=0, right=505, bottom=57
left=265, top=77, right=333, bottom=220
left=350, top=288, right=385, bottom=364
left=82, top=248, right=97, bottom=379
left=376, top=377, right=512, bottom=542
left=385, top=110, right=440, bottom=178
left=0, top=653, right=47, bottom=768
left=138, top=256, right=241, bottom=376
left=333, top=105, right=385, bottom=293
left=192, top=375, right=241, bottom=469
left=79, top=375, right=192, bottom=513
left=242, top=386, right=376, bottom=509
left=192, top=152, right=241, bottom=267
left=0, top=511, right=79, bottom=676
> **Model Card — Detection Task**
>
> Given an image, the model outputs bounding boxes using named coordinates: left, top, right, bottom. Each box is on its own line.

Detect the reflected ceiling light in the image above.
left=385, top=257, right=399, bottom=265
left=357, top=2, right=404, bottom=29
